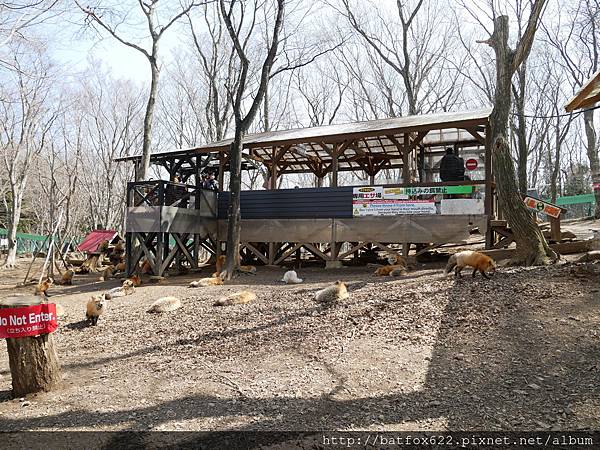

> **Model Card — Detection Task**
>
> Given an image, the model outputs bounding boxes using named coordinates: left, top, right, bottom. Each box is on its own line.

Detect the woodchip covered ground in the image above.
left=0, top=254, right=598, bottom=432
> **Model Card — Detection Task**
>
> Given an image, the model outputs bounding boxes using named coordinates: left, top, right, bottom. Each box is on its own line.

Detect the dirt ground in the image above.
left=0, top=251, right=599, bottom=433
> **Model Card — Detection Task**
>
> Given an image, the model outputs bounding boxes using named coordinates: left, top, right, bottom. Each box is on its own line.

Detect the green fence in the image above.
left=0, top=228, right=49, bottom=254
left=546, top=194, right=596, bottom=219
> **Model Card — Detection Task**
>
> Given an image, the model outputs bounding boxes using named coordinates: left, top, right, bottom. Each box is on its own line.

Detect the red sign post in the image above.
left=465, top=158, right=478, bottom=171
left=0, top=303, right=58, bottom=339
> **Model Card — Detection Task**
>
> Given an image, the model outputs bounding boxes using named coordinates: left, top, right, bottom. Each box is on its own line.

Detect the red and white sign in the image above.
left=0, top=304, right=58, bottom=338
left=523, top=197, right=561, bottom=219
left=593, top=182, right=600, bottom=191
left=465, top=158, right=478, bottom=170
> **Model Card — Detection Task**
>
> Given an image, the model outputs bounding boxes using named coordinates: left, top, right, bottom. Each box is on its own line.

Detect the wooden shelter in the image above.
left=565, top=69, right=600, bottom=112
left=116, top=108, right=501, bottom=275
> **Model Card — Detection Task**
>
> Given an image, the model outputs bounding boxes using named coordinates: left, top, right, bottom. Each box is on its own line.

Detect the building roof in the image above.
left=77, top=230, right=119, bottom=253
left=565, top=70, right=600, bottom=112
left=115, top=108, right=492, bottom=174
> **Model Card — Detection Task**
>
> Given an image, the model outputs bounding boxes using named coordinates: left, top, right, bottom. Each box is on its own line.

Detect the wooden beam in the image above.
left=242, top=242, right=269, bottom=265
left=465, top=127, right=486, bottom=145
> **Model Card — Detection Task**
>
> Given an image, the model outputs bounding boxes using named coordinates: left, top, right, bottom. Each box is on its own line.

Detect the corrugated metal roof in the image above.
left=77, top=230, right=118, bottom=253
left=565, top=70, right=600, bottom=112
left=115, top=108, right=492, bottom=164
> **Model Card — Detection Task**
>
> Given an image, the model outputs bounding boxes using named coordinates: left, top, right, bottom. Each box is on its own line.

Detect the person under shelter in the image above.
left=439, top=147, right=466, bottom=182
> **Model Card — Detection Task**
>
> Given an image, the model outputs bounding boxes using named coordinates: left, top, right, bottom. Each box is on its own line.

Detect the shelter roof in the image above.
left=565, top=70, right=600, bottom=112
left=77, top=230, right=119, bottom=253
left=115, top=108, right=492, bottom=174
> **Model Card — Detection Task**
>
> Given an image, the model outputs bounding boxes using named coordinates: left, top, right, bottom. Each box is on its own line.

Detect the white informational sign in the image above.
left=0, top=238, right=7, bottom=248
left=440, top=198, right=485, bottom=215
left=352, top=186, right=438, bottom=216
left=353, top=199, right=437, bottom=216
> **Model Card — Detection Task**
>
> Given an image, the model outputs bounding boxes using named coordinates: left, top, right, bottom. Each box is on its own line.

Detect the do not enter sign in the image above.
left=465, top=158, right=478, bottom=170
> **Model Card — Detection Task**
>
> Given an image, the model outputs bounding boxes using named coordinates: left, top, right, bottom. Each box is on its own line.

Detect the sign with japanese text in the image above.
left=353, top=199, right=437, bottom=216
left=0, top=304, right=58, bottom=338
left=399, top=185, right=473, bottom=195
left=523, top=197, right=561, bottom=219
left=352, top=186, right=383, bottom=201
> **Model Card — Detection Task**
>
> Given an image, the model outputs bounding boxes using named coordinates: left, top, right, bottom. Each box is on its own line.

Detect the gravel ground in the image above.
left=0, top=258, right=598, bottom=432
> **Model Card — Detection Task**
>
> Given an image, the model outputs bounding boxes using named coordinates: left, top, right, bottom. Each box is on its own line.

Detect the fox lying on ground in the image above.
left=374, top=264, right=407, bottom=277
left=147, top=296, right=181, bottom=313
left=444, top=251, right=497, bottom=279
left=105, top=279, right=135, bottom=299
left=127, top=275, right=142, bottom=287
left=189, top=277, right=224, bottom=287
left=213, top=290, right=256, bottom=306
left=315, top=281, right=349, bottom=303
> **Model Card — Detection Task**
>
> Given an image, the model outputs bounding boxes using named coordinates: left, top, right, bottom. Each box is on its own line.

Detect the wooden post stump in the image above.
left=0, top=296, right=61, bottom=397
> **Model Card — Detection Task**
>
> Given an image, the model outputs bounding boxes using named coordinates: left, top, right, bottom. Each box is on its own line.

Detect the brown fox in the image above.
left=99, top=265, right=114, bottom=281
left=57, top=269, right=75, bottom=285
left=374, top=264, right=407, bottom=277
left=86, top=294, right=106, bottom=326
left=35, top=277, right=54, bottom=297
left=189, top=277, right=224, bottom=287
left=445, top=251, right=497, bottom=279
left=213, top=290, right=256, bottom=306
left=315, top=281, right=349, bottom=303
left=127, top=275, right=142, bottom=287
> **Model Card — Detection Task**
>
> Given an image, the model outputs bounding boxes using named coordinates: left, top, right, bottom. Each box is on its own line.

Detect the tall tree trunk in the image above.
left=514, top=63, right=528, bottom=194
left=488, top=14, right=555, bottom=265
left=4, top=183, right=24, bottom=267
left=583, top=110, right=600, bottom=218
left=138, top=58, right=160, bottom=181
left=224, top=130, right=243, bottom=274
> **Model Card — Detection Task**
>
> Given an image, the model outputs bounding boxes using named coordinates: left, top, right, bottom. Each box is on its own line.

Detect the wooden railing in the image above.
left=126, top=180, right=217, bottom=211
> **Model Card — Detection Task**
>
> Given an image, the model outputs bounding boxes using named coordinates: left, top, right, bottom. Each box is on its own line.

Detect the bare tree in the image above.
left=544, top=0, right=600, bottom=217
left=75, top=0, right=204, bottom=181
left=479, top=0, right=556, bottom=265
left=334, top=0, right=457, bottom=116
left=219, top=0, right=285, bottom=279
left=0, top=45, right=56, bottom=267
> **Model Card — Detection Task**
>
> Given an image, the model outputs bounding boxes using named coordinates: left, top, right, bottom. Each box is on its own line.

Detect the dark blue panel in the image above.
left=217, top=187, right=353, bottom=219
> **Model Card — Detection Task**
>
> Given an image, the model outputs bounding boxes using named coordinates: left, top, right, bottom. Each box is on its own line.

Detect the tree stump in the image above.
left=0, top=296, right=61, bottom=397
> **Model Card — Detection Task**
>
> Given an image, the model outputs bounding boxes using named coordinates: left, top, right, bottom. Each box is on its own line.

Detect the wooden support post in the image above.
left=268, top=242, right=276, bottom=265
left=369, top=174, right=375, bottom=185
left=155, top=232, right=164, bottom=277
left=331, top=145, right=339, bottom=187
left=218, top=155, right=226, bottom=191
left=316, top=176, right=323, bottom=188
left=550, top=216, right=562, bottom=242
left=1, top=296, right=61, bottom=397
left=402, top=133, right=411, bottom=183
left=270, top=163, right=278, bottom=190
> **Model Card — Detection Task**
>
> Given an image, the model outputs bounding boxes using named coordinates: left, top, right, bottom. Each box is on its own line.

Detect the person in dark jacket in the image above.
left=439, top=147, right=465, bottom=182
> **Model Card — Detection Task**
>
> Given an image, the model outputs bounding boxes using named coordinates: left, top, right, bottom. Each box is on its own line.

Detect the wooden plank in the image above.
left=303, top=243, right=329, bottom=260
left=273, top=242, right=304, bottom=265
left=242, top=242, right=269, bottom=265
